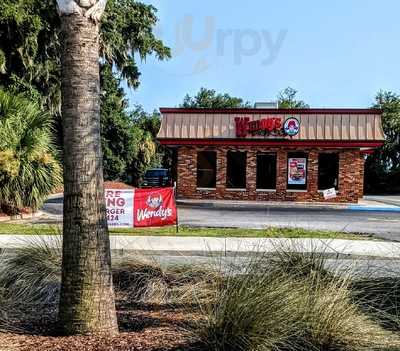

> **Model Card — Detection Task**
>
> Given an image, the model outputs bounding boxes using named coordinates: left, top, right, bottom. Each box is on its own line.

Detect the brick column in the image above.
left=276, top=150, right=287, bottom=197
left=338, top=150, right=359, bottom=203
left=307, top=151, right=318, bottom=197
left=216, top=148, right=227, bottom=199
left=246, top=149, right=257, bottom=199
left=358, top=152, right=365, bottom=199
left=176, top=146, right=197, bottom=198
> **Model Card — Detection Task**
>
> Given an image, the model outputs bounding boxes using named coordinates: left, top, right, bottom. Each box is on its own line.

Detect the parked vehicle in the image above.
left=140, top=168, right=172, bottom=188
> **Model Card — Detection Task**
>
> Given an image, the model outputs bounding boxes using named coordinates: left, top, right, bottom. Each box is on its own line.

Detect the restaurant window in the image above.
left=318, top=153, right=339, bottom=190
left=197, top=151, right=216, bottom=188
left=256, top=153, right=277, bottom=189
left=226, top=151, right=247, bottom=189
left=287, top=152, right=308, bottom=190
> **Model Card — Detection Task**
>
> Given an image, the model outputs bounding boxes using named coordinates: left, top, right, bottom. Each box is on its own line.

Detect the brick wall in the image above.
left=176, top=146, right=364, bottom=203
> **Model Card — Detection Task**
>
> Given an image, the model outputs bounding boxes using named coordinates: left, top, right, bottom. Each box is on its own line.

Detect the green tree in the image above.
left=365, top=91, right=400, bottom=193
left=277, top=87, right=309, bottom=109
left=0, top=90, right=62, bottom=214
left=373, top=91, right=400, bottom=170
left=100, top=65, right=160, bottom=184
left=0, top=0, right=170, bottom=169
left=127, top=106, right=162, bottom=185
left=0, top=0, right=170, bottom=113
left=100, top=64, right=135, bottom=181
left=181, top=87, right=250, bottom=108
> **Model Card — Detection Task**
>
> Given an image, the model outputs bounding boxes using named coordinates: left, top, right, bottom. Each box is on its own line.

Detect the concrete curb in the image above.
left=177, top=200, right=348, bottom=211
left=348, top=205, right=400, bottom=212
left=1, top=235, right=400, bottom=259
left=0, top=211, right=44, bottom=222
left=177, top=200, right=400, bottom=212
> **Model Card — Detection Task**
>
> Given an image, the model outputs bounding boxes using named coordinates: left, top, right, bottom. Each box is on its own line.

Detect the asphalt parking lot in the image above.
left=178, top=206, right=400, bottom=240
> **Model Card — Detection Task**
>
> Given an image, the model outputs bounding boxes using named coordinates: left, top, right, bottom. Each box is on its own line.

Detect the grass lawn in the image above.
left=0, top=222, right=369, bottom=239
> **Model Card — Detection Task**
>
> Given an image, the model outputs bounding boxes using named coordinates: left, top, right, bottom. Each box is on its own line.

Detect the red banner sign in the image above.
left=133, top=187, right=177, bottom=227
left=105, top=187, right=177, bottom=228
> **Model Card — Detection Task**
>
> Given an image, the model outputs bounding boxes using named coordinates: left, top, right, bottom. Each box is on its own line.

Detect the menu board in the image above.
left=288, top=158, right=307, bottom=185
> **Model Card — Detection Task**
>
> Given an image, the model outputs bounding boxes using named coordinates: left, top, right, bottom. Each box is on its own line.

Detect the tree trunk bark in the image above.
left=58, top=13, right=118, bottom=335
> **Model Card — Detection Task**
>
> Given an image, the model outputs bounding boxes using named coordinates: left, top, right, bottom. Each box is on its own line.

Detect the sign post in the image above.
left=174, top=182, right=179, bottom=234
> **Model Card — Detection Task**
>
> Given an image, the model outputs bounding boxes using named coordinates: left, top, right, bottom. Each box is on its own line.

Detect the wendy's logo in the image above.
left=146, top=193, right=163, bottom=209
left=284, top=117, right=300, bottom=137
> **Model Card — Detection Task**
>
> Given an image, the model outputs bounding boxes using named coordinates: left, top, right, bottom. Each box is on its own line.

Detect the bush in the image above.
left=0, top=90, right=62, bottom=214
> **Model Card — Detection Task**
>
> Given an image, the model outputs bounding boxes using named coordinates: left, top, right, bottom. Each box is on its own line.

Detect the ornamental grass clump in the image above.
left=0, top=236, right=62, bottom=331
left=190, top=251, right=400, bottom=351
left=352, top=276, right=400, bottom=333
left=113, top=258, right=221, bottom=305
left=0, top=236, right=220, bottom=332
left=192, top=264, right=304, bottom=350
left=0, top=236, right=62, bottom=308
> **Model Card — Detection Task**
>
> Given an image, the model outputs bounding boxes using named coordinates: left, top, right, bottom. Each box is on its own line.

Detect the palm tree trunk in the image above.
left=58, top=7, right=118, bottom=335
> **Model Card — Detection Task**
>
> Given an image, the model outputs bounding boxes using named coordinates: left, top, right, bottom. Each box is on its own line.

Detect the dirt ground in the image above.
left=0, top=302, right=197, bottom=351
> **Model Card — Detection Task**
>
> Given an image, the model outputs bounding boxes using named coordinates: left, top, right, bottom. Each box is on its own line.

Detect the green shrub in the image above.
left=0, top=90, right=62, bottom=214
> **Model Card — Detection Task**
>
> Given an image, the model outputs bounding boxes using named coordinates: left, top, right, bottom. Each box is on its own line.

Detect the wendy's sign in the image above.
left=234, top=116, right=300, bottom=137
left=133, top=187, right=177, bottom=227
left=105, top=187, right=177, bottom=228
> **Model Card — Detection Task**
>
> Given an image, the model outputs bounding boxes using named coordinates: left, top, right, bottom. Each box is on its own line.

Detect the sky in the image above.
left=125, top=0, right=400, bottom=112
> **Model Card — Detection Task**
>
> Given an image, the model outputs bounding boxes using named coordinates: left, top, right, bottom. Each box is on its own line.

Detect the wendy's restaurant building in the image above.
left=157, top=107, right=385, bottom=203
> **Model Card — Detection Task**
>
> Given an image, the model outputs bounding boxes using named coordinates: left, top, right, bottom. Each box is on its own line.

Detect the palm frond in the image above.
left=0, top=90, right=62, bottom=213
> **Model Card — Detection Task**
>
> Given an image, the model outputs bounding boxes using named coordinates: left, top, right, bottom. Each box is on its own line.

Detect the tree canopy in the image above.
left=181, top=87, right=309, bottom=109
left=181, top=87, right=250, bottom=108
left=277, top=87, right=309, bottom=109
left=365, top=90, right=400, bottom=193
left=373, top=91, right=400, bottom=170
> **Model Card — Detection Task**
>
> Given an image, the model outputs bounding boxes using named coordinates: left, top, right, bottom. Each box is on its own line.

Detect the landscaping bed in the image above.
left=0, top=239, right=399, bottom=350
left=0, top=307, right=191, bottom=351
